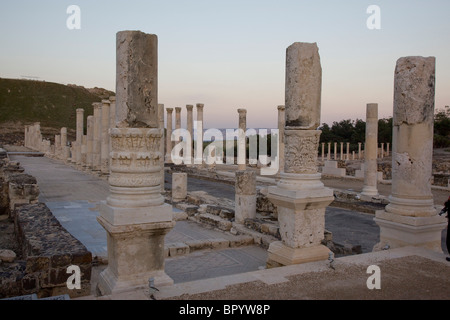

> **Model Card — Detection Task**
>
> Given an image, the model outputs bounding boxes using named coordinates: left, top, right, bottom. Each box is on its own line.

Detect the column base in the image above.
left=96, top=215, right=175, bottom=296
left=373, top=210, right=447, bottom=253
left=97, top=266, right=173, bottom=296
left=266, top=241, right=330, bottom=268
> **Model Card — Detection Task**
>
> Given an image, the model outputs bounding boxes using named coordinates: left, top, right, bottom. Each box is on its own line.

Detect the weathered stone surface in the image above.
left=116, top=31, right=158, bottom=128
left=0, top=249, right=16, bottom=262
left=172, top=172, right=187, bottom=202
left=285, top=42, right=322, bottom=129
left=361, top=103, right=379, bottom=198
left=284, top=130, right=321, bottom=174
left=235, top=170, right=256, bottom=195
left=393, top=56, right=436, bottom=126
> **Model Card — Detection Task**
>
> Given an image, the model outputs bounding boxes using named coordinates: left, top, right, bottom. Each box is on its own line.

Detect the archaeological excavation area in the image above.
left=0, top=30, right=449, bottom=302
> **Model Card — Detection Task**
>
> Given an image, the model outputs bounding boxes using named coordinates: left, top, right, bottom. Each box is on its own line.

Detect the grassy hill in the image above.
left=0, top=78, right=114, bottom=130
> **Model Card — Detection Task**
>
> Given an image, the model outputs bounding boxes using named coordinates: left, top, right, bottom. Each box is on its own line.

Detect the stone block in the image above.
left=167, top=242, right=190, bottom=257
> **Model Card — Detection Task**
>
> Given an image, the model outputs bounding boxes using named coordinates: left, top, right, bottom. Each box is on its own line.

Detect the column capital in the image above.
left=92, top=102, right=102, bottom=110
left=277, top=105, right=285, bottom=111
left=175, top=107, right=182, bottom=112
left=186, top=105, right=194, bottom=111
left=102, top=99, right=111, bottom=106
left=109, top=96, right=116, bottom=102
left=237, top=108, right=247, bottom=114
left=196, top=103, right=204, bottom=111
left=76, top=108, right=85, bottom=114
left=166, top=108, right=173, bottom=113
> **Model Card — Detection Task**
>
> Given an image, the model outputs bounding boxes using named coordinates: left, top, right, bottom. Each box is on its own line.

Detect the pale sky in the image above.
left=1, top=0, right=449, bottom=129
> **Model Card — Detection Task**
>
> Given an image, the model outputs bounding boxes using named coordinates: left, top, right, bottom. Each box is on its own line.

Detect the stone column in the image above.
left=172, top=172, right=187, bottom=202
left=386, top=143, right=390, bottom=156
left=327, top=143, right=331, bottom=160
left=175, top=107, right=181, bottom=130
left=234, top=170, right=256, bottom=224
left=195, top=104, right=204, bottom=166
left=186, top=105, right=194, bottom=165
left=380, top=143, right=384, bottom=159
left=86, top=116, right=94, bottom=169
left=340, top=142, right=344, bottom=160
left=76, top=108, right=84, bottom=166
left=333, top=142, right=337, bottom=160
left=97, top=31, right=174, bottom=296
left=360, top=104, right=379, bottom=199
left=358, top=142, right=362, bottom=160
left=277, top=105, right=285, bottom=173
left=101, top=99, right=111, bottom=174
left=61, top=127, right=69, bottom=161
left=109, top=96, right=116, bottom=129
left=158, top=104, right=165, bottom=192
left=237, top=109, right=247, bottom=171
left=321, top=143, right=325, bottom=161
left=346, top=142, right=350, bottom=160
left=92, top=103, right=102, bottom=171
left=81, top=135, right=87, bottom=169
left=165, top=108, right=173, bottom=163
left=374, top=56, right=446, bottom=252
left=266, top=42, right=334, bottom=268
left=54, top=135, right=61, bottom=158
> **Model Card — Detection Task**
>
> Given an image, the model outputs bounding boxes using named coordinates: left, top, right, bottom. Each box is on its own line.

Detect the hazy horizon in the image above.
left=1, top=1, right=449, bottom=129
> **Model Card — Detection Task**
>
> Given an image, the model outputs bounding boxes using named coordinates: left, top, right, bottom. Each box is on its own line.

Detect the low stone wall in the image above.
left=12, top=203, right=92, bottom=298
left=0, top=158, right=92, bottom=299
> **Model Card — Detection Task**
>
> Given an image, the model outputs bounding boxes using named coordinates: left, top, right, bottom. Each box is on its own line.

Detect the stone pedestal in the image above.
left=172, top=172, right=187, bottom=202
left=234, top=170, right=256, bottom=224
left=374, top=56, right=446, bottom=252
left=97, top=127, right=174, bottom=295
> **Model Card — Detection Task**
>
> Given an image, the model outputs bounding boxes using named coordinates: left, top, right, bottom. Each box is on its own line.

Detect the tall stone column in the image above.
left=321, top=143, right=325, bottom=161
left=235, top=170, right=256, bottom=224
left=109, top=96, right=116, bottom=129
left=97, top=31, right=174, bottom=296
left=346, top=142, right=350, bottom=160
left=358, top=142, right=362, bottom=160
left=374, top=56, right=446, bottom=252
left=55, top=135, right=61, bottom=158
left=165, top=108, right=173, bottom=163
left=86, top=116, right=94, bottom=169
left=92, top=103, right=102, bottom=171
left=327, top=142, right=331, bottom=160
left=81, top=135, right=87, bottom=169
left=158, top=104, right=165, bottom=192
left=340, top=142, right=344, bottom=160
left=195, top=104, right=204, bottom=166
left=61, top=127, right=70, bottom=161
left=101, top=99, right=111, bottom=174
left=333, top=142, right=337, bottom=160
left=360, top=104, right=379, bottom=199
left=267, top=42, right=334, bottom=268
left=386, top=143, right=390, bottom=156
left=277, top=105, right=285, bottom=173
left=186, top=105, right=194, bottom=165
left=237, top=109, right=247, bottom=171
left=175, top=107, right=182, bottom=130
left=76, top=108, right=84, bottom=166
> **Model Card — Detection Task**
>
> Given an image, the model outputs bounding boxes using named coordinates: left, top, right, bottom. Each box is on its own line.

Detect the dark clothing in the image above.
left=443, top=200, right=450, bottom=255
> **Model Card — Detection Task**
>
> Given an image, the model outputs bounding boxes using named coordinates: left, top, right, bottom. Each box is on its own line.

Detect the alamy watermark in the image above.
left=66, top=265, right=81, bottom=290
left=66, top=5, right=81, bottom=30
left=367, top=5, right=381, bottom=30
left=170, top=124, right=280, bottom=176
left=366, top=265, right=381, bottom=290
